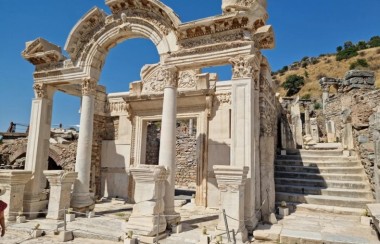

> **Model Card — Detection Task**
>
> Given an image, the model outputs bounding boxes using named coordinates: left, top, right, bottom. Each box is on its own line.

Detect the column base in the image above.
left=164, top=210, right=181, bottom=226
left=245, top=216, right=259, bottom=232
left=215, top=227, right=248, bottom=243
left=23, top=199, right=49, bottom=219
left=125, top=214, right=167, bottom=237
left=70, top=192, right=95, bottom=212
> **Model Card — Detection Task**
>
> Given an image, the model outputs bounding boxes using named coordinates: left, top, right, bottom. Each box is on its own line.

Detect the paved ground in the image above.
left=3, top=200, right=223, bottom=244
left=4, top=200, right=378, bottom=243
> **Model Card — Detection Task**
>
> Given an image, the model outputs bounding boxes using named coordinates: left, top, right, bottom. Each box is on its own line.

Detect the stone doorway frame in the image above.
left=133, top=111, right=209, bottom=207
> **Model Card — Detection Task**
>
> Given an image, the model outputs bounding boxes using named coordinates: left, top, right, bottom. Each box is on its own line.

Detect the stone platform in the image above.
left=254, top=209, right=379, bottom=243
left=5, top=200, right=221, bottom=244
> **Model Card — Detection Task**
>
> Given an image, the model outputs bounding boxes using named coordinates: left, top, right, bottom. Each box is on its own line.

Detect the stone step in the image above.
left=275, top=159, right=360, bottom=167
left=293, top=203, right=366, bottom=216
left=284, top=149, right=344, bottom=157
left=275, top=172, right=367, bottom=181
left=275, top=178, right=370, bottom=190
left=276, top=155, right=355, bottom=162
left=275, top=165, right=364, bottom=174
left=276, top=192, right=374, bottom=208
left=275, top=185, right=373, bottom=198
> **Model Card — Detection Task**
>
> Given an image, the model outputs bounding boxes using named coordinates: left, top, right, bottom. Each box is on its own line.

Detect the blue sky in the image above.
left=0, top=0, right=379, bottom=132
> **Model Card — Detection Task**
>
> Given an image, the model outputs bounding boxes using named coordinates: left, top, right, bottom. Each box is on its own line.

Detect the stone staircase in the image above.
left=275, top=148, right=375, bottom=213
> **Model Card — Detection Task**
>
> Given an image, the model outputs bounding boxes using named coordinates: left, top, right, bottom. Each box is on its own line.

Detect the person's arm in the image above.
left=0, top=211, right=5, bottom=237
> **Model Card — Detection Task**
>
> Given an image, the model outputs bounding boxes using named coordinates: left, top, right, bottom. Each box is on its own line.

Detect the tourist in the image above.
left=0, top=187, right=7, bottom=237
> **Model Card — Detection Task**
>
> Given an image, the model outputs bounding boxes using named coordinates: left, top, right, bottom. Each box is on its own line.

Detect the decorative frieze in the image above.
left=178, top=70, right=198, bottom=89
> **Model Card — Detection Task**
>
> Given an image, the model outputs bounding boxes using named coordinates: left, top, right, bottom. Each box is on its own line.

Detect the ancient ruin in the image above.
left=0, top=0, right=278, bottom=241
left=1, top=0, right=380, bottom=243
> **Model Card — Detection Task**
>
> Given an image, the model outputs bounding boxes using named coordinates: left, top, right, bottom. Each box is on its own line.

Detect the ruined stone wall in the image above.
left=144, top=120, right=197, bottom=189
left=175, top=121, right=197, bottom=190
left=146, top=122, right=160, bottom=165
left=322, top=71, right=378, bottom=194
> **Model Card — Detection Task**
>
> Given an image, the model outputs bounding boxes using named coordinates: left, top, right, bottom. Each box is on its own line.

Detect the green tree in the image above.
left=344, top=41, right=354, bottom=50
left=336, top=46, right=343, bottom=52
left=368, top=36, right=380, bottom=48
left=282, top=75, right=305, bottom=96
left=336, top=46, right=358, bottom=61
left=356, top=41, right=368, bottom=50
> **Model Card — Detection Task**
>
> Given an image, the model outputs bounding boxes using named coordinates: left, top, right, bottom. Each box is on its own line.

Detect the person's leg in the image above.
left=0, top=211, right=5, bottom=237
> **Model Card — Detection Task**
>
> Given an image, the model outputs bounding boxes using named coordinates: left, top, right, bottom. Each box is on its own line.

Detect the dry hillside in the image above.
left=273, top=47, right=380, bottom=100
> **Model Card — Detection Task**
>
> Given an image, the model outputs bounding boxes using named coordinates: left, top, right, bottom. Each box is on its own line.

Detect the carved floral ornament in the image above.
left=229, top=54, right=261, bottom=80
left=81, top=78, right=97, bottom=96
left=33, top=83, right=47, bottom=99
left=214, top=93, right=232, bottom=107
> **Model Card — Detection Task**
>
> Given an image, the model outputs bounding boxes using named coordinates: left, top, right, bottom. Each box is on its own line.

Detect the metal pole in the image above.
left=64, top=208, right=67, bottom=231
left=222, top=209, right=231, bottom=242
left=232, top=229, right=236, bottom=244
left=156, top=213, right=160, bottom=244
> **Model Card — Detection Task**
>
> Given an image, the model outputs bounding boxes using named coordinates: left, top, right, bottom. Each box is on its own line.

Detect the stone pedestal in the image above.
left=326, top=120, right=336, bottom=143
left=44, top=170, right=78, bottom=220
left=125, top=166, right=169, bottom=239
left=310, top=118, right=319, bottom=143
left=158, top=67, right=180, bottom=225
left=342, top=123, right=354, bottom=150
left=0, top=170, right=32, bottom=221
left=72, top=78, right=96, bottom=211
left=213, top=165, right=249, bottom=243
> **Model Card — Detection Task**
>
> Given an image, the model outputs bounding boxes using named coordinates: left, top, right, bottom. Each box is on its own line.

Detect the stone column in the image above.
left=290, top=99, right=303, bottom=148
left=71, top=78, right=96, bottom=210
left=303, top=103, right=316, bottom=146
left=304, top=104, right=311, bottom=136
left=0, top=170, right=32, bottom=221
left=213, top=165, right=249, bottom=243
left=229, top=54, right=261, bottom=230
left=24, top=83, right=55, bottom=218
left=44, top=170, right=78, bottom=220
left=125, top=166, right=168, bottom=242
left=158, top=67, right=180, bottom=225
left=322, top=84, right=330, bottom=112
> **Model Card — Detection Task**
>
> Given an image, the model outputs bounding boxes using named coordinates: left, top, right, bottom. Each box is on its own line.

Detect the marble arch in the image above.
left=21, top=0, right=277, bottom=239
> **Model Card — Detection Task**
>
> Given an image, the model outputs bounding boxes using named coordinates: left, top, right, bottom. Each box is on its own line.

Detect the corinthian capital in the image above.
left=229, top=54, right=261, bottom=79
left=162, top=66, right=178, bottom=88
left=33, top=82, right=47, bottom=99
left=81, top=78, right=97, bottom=96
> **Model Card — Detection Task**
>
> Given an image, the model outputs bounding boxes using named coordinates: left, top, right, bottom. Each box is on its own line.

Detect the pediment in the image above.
left=22, top=38, right=64, bottom=65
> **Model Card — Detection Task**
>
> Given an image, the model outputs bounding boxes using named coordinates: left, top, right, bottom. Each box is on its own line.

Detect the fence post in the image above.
left=222, top=209, right=231, bottom=242
left=156, top=213, right=160, bottom=244
left=64, top=208, right=67, bottom=231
